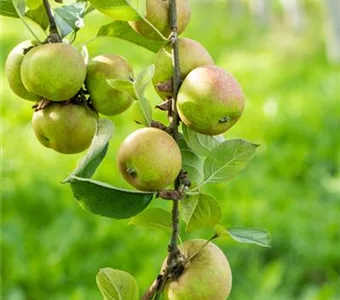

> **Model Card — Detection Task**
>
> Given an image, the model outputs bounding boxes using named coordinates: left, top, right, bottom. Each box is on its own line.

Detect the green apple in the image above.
left=5, top=40, right=40, bottom=101
left=163, top=239, right=232, bottom=300
left=129, top=0, right=191, bottom=41
left=21, top=42, right=86, bottom=101
left=117, top=128, right=182, bottom=191
left=86, top=54, right=134, bottom=116
left=153, top=38, right=214, bottom=99
left=177, top=65, right=245, bottom=135
left=32, top=102, right=98, bottom=154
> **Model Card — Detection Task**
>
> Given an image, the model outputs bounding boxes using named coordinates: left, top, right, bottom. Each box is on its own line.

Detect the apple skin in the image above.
left=21, top=43, right=86, bottom=101
left=117, top=128, right=182, bottom=191
left=5, top=40, right=40, bottom=101
left=129, top=0, right=191, bottom=41
left=177, top=65, right=245, bottom=135
left=163, top=239, right=232, bottom=300
left=86, top=54, right=134, bottom=116
left=32, top=102, right=98, bottom=154
left=153, top=38, right=214, bottom=100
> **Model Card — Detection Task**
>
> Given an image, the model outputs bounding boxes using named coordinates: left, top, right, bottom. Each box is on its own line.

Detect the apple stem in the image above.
left=43, top=0, right=62, bottom=43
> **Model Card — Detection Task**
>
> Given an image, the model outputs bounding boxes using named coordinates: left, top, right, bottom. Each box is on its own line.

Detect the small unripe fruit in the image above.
left=86, top=54, right=134, bottom=116
left=129, top=0, right=191, bottom=40
left=163, top=239, right=232, bottom=300
left=32, top=102, right=98, bottom=154
left=21, top=43, right=86, bottom=101
left=153, top=38, right=214, bottom=100
left=117, top=128, right=182, bottom=191
left=5, top=40, right=40, bottom=101
left=177, top=65, right=245, bottom=135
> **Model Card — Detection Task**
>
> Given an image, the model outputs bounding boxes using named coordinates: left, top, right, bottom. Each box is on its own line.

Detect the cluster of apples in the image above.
left=153, top=38, right=245, bottom=136
left=128, top=0, right=245, bottom=136
left=5, top=40, right=136, bottom=154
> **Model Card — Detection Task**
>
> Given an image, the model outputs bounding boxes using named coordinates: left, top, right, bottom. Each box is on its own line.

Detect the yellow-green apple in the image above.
left=117, top=128, right=181, bottom=191
left=153, top=38, right=214, bottom=100
left=177, top=65, right=245, bottom=135
left=129, top=0, right=191, bottom=40
left=86, top=54, right=134, bottom=116
left=5, top=40, right=40, bottom=101
left=163, top=239, right=232, bottom=300
left=21, top=43, right=86, bottom=101
left=32, top=102, right=98, bottom=154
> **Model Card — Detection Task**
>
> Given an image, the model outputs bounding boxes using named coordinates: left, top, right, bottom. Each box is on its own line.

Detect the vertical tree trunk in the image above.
left=280, top=0, right=305, bottom=32
left=228, top=0, right=249, bottom=21
left=250, top=0, right=270, bottom=27
left=325, top=0, right=340, bottom=64
left=228, top=0, right=244, bottom=18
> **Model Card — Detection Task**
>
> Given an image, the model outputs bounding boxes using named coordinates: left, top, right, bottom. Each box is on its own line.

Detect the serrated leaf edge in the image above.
left=195, top=138, right=258, bottom=189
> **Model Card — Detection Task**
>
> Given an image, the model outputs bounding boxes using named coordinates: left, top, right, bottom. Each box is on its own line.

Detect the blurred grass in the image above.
left=1, top=1, right=340, bottom=299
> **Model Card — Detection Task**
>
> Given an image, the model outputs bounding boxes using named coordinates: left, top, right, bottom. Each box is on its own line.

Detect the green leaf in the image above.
left=129, top=0, right=146, bottom=15
left=107, top=66, right=153, bottom=126
left=10, top=0, right=42, bottom=42
left=1, top=0, right=43, bottom=42
left=8, top=0, right=41, bottom=44
left=131, top=102, right=148, bottom=126
left=215, top=225, right=271, bottom=248
left=202, top=139, right=258, bottom=185
left=178, top=137, right=204, bottom=184
left=134, top=65, right=154, bottom=126
left=89, top=0, right=140, bottom=21
left=66, top=176, right=154, bottom=219
left=181, top=193, right=222, bottom=232
left=228, top=227, right=271, bottom=247
left=182, top=124, right=224, bottom=157
left=12, top=0, right=25, bottom=15
left=129, top=208, right=172, bottom=231
left=26, top=0, right=41, bottom=10
left=106, top=79, right=138, bottom=100
left=97, top=268, right=139, bottom=300
left=137, top=96, right=152, bottom=126
left=97, top=21, right=164, bottom=53
left=65, top=119, right=114, bottom=180
left=26, top=5, right=48, bottom=31
left=54, top=2, right=87, bottom=38
left=98, top=276, right=120, bottom=300
left=135, top=64, right=155, bottom=96
left=90, top=0, right=165, bottom=40
left=0, top=0, right=20, bottom=17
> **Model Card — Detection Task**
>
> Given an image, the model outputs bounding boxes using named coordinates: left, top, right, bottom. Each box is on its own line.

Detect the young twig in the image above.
left=43, top=0, right=62, bottom=42
left=163, top=0, right=184, bottom=281
left=142, top=0, right=185, bottom=299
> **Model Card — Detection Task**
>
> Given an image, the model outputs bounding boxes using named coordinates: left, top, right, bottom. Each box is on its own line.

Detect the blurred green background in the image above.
left=1, top=0, right=340, bottom=299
